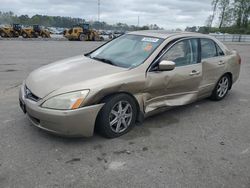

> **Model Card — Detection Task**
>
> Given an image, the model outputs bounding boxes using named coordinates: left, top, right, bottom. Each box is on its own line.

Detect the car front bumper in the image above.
left=19, top=84, right=104, bottom=137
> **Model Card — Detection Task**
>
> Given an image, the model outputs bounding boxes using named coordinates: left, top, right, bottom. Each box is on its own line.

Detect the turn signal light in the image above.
left=71, top=98, right=84, bottom=109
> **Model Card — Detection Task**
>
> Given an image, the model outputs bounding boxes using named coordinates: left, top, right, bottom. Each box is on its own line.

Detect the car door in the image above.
left=198, top=38, right=227, bottom=97
left=144, top=38, right=202, bottom=113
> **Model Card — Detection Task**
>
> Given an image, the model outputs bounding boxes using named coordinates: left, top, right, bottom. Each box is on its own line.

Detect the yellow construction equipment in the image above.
left=0, top=24, right=22, bottom=38
left=63, top=23, right=103, bottom=41
left=21, top=25, right=50, bottom=38
left=0, top=24, right=50, bottom=38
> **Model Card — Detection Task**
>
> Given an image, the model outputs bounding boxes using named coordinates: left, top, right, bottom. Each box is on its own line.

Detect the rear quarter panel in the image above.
left=226, top=50, right=241, bottom=84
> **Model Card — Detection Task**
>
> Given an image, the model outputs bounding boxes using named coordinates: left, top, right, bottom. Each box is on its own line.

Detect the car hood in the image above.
left=25, top=55, right=126, bottom=98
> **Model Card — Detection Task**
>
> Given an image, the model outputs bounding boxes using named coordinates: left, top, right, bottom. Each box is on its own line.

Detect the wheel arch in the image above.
left=224, top=72, right=233, bottom=90
left=97, top=91, right=143, bottom=122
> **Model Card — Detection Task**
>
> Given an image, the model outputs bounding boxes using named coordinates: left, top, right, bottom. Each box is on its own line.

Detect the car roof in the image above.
left=129, top=30, right=206, bottom=39
left=129, top=30, right=230, bottom=54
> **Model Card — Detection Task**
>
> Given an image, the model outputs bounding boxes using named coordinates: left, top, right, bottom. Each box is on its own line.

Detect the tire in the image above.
left=79, top=34, right=87, bottom=41
left=210, top=74, right=231, bottom=101
left=33, top=32, right=39, bottom=38
left=22, top=32, right=28, bottom=38
left=96, top=94, right=137, bottom=138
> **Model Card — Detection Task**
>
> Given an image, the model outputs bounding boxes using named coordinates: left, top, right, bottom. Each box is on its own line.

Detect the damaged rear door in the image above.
left=144, top=38, right=202, bottom=113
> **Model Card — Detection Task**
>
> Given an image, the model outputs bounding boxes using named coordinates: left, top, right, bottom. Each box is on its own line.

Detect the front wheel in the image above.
left=96, top=94, right=137, bottom=138
left=210, top=74, right=231, bottom=101
left=79, top=34, right=87, bottom=41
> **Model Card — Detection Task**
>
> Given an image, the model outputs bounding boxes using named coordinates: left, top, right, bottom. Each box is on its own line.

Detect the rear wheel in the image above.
left=96, top=94, right=137, bottom=138
left=210, top=74, right=231, bottom=101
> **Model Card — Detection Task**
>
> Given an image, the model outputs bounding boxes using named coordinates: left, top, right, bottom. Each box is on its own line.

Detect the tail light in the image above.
left=238, top=55, right=241, bottom=65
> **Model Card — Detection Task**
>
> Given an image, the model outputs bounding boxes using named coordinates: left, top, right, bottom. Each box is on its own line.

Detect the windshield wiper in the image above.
left=92, top=57, right=116, bottom=66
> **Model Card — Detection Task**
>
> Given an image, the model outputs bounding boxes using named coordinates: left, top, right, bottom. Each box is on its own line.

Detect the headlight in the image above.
left=41, top=90, right=89, bottom=110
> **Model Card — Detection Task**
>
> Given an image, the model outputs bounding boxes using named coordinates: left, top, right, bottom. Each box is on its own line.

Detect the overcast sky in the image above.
left=0, top=0, right=213, bottom=29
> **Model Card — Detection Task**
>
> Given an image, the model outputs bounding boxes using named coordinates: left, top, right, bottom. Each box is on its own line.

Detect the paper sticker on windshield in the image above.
left=144, top=43, right=153, bottom=51
left=142, top=37, right=159, bottom=43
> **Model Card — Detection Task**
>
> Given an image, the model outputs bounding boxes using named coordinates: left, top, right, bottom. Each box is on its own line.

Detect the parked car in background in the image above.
left=19, top=31, right=241, bottom=138
left=99, top=30, right=113, bottom=40
left=112, top=30, right=125, bottom=38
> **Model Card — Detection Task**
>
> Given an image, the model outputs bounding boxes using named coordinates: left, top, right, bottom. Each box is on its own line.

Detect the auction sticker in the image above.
left=144, top=43, right=153, bottom=51
left=142, top=37, right=159, bottom=43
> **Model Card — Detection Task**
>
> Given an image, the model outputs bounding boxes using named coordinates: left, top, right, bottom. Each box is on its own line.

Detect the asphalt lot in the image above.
left=0, top=40, right=250, bottom=188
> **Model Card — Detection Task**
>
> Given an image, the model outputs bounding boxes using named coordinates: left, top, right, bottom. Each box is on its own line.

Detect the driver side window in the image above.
left=161, top=39, right=198, bottom=67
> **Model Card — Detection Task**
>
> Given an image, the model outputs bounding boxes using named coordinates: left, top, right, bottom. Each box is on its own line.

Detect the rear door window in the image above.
left=201, top=39, right=217, bottom=59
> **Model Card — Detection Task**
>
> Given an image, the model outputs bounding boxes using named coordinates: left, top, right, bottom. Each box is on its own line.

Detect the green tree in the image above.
left=234, top=0, right=250, bottom=28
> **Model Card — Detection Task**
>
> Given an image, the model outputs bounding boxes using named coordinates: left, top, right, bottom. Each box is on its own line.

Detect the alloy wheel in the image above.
left=217, top=76, right=229, bottom=98
left=109, top=101, right=133, bottom=133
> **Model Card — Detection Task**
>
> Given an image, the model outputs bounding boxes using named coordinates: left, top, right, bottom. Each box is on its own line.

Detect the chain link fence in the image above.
left=209, top=34, right=250, bottom=42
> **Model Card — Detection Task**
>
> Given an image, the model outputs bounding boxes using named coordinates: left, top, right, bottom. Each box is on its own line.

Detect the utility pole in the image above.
left=137, top=16, right=140, bottom=27
left=98, top=0, right=100, bottom=22
left=98, top=0, right=100, bottom=30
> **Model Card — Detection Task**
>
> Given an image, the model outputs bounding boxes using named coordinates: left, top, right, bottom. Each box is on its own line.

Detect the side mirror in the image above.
left=158, top=60, right=175, bottom=71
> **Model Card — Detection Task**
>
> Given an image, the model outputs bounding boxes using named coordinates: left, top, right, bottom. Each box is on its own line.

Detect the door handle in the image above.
left=218, top=60, right=225, bottom=65
left=189, top=70, right=200, bottom=76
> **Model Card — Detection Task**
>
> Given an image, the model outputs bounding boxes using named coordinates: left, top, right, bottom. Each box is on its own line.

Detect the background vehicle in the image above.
left=98, top=30, right=113, bottom=40
left=32, top=25, right=50, bottom=38
left=19, top=25, right=50, bottom=38
left=0, top=24, right=50, bottom=38
left=112, top=30, right=125, bottom=38
left=0, top=24, right=22, bottom=38
left=63, top=23, right=103, bottom=41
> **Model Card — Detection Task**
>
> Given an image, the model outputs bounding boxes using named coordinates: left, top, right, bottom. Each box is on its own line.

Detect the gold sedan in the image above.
left=19, top=31, right=241, bottom=138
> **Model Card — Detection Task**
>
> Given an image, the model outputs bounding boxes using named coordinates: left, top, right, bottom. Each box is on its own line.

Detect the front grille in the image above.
left=25, top=86, right=40, bottom=102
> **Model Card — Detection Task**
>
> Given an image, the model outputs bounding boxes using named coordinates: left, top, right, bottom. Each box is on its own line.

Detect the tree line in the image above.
left=0, top=11, right=161, bottom=31
left=186, top=0, right=250, bottom=34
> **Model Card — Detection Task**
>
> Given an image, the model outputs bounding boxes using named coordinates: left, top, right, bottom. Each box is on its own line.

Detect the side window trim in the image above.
left=148, top=37, right=199, bottom=72
left=198, top=38, right=202, bottom=63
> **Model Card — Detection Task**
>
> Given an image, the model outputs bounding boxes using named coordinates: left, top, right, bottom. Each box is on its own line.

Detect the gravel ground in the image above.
left=0, top=40, right=249, bottom=188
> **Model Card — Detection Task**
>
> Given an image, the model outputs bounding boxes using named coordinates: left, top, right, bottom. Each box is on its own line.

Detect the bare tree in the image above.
left=210, top=0, right=219, bottom=27
left=218, top=0, right=231, bottom=28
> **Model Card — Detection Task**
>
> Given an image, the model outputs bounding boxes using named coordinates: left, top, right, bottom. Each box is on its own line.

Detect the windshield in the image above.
left=89, top=34, right=163, bottom=68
